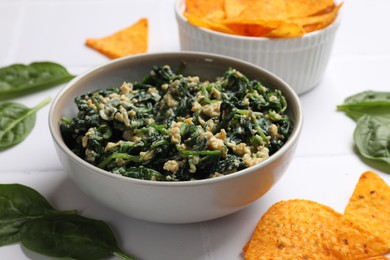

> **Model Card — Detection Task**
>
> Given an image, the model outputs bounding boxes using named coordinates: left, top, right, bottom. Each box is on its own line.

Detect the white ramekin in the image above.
left=175, top=0, right=340, bottom=95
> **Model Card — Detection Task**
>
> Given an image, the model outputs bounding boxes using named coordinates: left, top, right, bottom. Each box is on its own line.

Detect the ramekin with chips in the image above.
left=175, top=0, right=342, bottom=95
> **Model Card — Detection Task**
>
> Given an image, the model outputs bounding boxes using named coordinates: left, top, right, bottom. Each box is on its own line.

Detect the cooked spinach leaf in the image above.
left=112, top=166, right=166, bottom=181
left=61, top=66, right=293, bottom=181
left=0, top=97, right=51, bottom=150
left=0, top=62, right=75, bottom=101
left=0, top=183, right=136, bottom=260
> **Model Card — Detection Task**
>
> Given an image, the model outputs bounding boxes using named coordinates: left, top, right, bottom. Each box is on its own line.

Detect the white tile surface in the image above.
left=1, top=0, right=389, bottom=259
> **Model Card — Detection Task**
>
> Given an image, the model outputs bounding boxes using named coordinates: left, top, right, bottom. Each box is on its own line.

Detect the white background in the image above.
left=1, top=0, right=389, bottom=259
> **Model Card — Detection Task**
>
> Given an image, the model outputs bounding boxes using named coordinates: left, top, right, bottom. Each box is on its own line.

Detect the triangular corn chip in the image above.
left=291, top=3, right=342, bottom=33
left=244, top=199, right=389, bottom=259
left=285, top=0, right=335, bottom=19
left=184, top=0, right=225, bottom=22
left=86, top=18, right=148, bottom=59
left=344, top=171, right=390, bottom=246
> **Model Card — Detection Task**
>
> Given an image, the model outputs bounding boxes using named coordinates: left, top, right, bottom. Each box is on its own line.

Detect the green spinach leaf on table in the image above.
left=354, top=115, right=390, bottom=165
left=0, top=183, right=136, bottom=260
left=0, top=184, right=68, bottom=246
left=0, top=97, right=51, bottom=150
left=338, top=90, right=390, bottom=172
left=337, top=90, right=390, bottom=121
left=21, top=214, right=134, bottom=260
left=0, top=62, right=75, bottom=101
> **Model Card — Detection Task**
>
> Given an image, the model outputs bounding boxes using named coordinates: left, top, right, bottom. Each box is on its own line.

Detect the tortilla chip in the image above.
left=225, top=0, right=287, bottom=22
left=184, top=0, right=225, bottom=22
left=224, top=23, right=276, bottom=37
left=291, top=3, right=342, bottom=33
left=285, top=0, right=335, bottom=19
left=224, top=0, right=246, bottom=19
left=263, top=22, right=305, bottom=38
left=185, top=0, right=342, bottom=37
left=184, top=14, right=235, bottom=35
left=244, top=199, right=389, bottom=259
left=242, top=241, right=250, bottom=252
left=344, top=171, right=390, bottom=246
left=183, top=0, right=230, bottom=35
left=86, top=18, right=148, bottom=59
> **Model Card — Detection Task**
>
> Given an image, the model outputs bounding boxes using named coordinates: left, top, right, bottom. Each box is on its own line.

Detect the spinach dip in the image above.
left=60, top=65, right=293, bottom=181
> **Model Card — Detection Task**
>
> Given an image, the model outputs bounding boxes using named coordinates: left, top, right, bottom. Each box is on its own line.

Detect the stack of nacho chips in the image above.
left=184, top=0, right=342, bottom=38
left=244, top=171, right=390, bottom=259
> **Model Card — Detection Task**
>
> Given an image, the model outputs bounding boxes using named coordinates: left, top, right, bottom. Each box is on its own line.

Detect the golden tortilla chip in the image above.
left=222, top=18, right=281, bottom=37
left=225, top=0, right=287, bottom=21
left=291, top=3, right=342, bottom=33
left=184, top=0, right=225, bottom=22
left=344, top=171, right=390, bottom=246
left=184, top=0, right=230, bottom=34
left=365, top=256, right=389, bottom=260
left=224, top=0, right=246, bottom=19
left=285, top=0, right=335, bottom=19
left=184, top=14, right=235, bottom=35
left=185, top=0, right=342, bottom=38
left=224, top=22, right=276, bottom=37
left=86, top=18, right=148, bottom=59
left=244, top=199, right=389, bottom=259
left=263, top=22, right=305, bottom=38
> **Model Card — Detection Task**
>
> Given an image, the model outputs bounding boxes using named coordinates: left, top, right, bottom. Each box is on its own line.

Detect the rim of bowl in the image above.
left=174, top=0, right=342, bottom=42
left=49, top=51, right=303, bottom=188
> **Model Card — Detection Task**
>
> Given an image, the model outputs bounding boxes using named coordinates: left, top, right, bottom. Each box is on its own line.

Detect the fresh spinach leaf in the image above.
left=338, top=91, right=390, bottom=172
left=337, top=91, right=390, bottom=121
left=354, top=114, right=390, bottom=165
left=0, top=97, right=51, bottom=150
left=0, top=184, right=69, bottom=246
left=21, top=214, right=136, bottom=260
left=0, top=62, right=75, bottom=101
left=0, top=183, right=136, bottom=259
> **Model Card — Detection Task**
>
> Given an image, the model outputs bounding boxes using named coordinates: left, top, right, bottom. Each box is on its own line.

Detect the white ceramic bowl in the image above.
left=49, top=52, right=303, bottom=224
left=175, top=0, right=340, bottom=95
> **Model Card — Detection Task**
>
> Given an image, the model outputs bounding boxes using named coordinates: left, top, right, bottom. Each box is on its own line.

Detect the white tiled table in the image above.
left=1, top=0, right=389, bottom=259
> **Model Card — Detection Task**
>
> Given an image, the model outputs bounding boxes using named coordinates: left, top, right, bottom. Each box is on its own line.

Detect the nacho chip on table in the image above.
left=244, top=199, right=389, bottom=259
left=344, top=171, right=390, bottom=246
left=86, top=18, right=148, bottom=59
